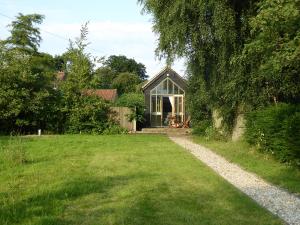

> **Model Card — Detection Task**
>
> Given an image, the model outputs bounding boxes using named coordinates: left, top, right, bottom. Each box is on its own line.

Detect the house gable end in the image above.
left=142, top=67, right=186, bottom=94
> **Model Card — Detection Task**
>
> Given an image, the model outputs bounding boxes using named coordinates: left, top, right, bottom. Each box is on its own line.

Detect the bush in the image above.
left=191, top=120, right=211, bottom=135
left=102, top=124, right=128, bottom=135
left=245, top=104, right=300, bottom=167
left=66, top=96, right=111, bottom=134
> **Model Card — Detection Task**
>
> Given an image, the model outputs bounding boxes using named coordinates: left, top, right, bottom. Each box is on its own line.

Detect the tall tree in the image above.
left=104, top=55, right=148, bottom=80
left=91, top=66, right=116, bottom=89
left=139, top=0, right=257, bottom=131
left=5, top=13, right=44, bottom=52
left=0, top=13, right=62, bottom=133
left=112, top=72, right=141, bottom=95
left=0, top=43, right=60, bottom=133
left=241, top=0, right=300, bottom=104
left=62, top=22, right=94, bottom=92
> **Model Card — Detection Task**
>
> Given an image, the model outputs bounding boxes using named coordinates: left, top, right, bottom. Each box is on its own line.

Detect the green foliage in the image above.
left=104, top=55, right=148, bottom=80
left=139, top=0, right=255, bottom=133
left=91, top=66, right=116, bottom=89
left=191, top=120, right=211, bottom=135
left=0, top=135, right=283, bottom=225
left=0, top=16, right=132, bottom=135
left=0, top=43, right=61, bottom=133
left=5, top=13, right=44, bottom=52
left=140, top=0, right=300, bottom=139
left=63, top=23, right=94, bottom=90
left=115, top=93, right=145, bottom=123
left=91, top=55, right=147, bottom=94
left=101, top=124, right=128, bottom=135
left=192, top=121, right=226, bottom=141
left=112, top=72, right=141, bottom=95
left=66, top=96, right=112, bottom=134
left=241, top=0, right=300, bottom=105
left=60, top=24, right=120, bottom=134
left=245, top=104, right=300, bottom=167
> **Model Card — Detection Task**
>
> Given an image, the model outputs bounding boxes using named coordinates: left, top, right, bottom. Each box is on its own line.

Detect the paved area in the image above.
left=169, top=136, right=300, bottom=225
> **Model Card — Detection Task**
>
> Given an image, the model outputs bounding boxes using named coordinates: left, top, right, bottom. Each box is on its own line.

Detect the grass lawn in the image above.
left=0, top=134, right=283, bottom=225
left=192, top=136, right=300, bottom=195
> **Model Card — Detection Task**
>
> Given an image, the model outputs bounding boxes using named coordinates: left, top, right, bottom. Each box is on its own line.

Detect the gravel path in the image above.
left=169, top=136, right=300, bottom=225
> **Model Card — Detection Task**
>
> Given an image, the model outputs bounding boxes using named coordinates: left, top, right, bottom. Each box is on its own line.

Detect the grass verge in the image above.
left=192, top=136, right=300, bottom=195
left=0, top=134, right=283, bottom=225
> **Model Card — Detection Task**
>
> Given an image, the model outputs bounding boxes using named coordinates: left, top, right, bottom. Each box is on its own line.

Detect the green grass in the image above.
left=192, top=136, right=300, bottom=195
left=0, top=135, right=283, bottom=225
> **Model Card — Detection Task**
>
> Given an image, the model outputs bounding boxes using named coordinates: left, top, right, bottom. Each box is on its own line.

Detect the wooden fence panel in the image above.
left=110, top=107, right=136, bottom=132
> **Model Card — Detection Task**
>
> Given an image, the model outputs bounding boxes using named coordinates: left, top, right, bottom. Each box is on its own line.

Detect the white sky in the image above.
left=0, top=0, right=186, bottom=77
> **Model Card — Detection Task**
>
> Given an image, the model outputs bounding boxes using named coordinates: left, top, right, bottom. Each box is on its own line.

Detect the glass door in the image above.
left=151, top=95, right=162, bottom=127
left=150, top=78, right=185, bottom=127
left=174, top=96, right=184, bottom=123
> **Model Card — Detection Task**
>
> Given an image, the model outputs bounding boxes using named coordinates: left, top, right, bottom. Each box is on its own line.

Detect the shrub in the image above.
left=102, top=124, right=128, bottom=135
left=66, top=96, right=111, bottom=134
left=191, top=120, right=211, bottom=135
left=245, top=104, right=300, bottom=167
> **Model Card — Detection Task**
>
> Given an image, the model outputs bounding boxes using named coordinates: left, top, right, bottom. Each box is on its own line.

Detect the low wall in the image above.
left=110, top=107, right=136, bottom=132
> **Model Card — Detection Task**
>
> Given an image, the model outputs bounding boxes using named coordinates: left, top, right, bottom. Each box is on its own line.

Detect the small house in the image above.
left=142, top=67, right=187, bottom=127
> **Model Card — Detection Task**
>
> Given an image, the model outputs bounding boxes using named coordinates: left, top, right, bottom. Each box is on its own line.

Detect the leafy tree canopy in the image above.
left=91, top=66, right=118, bottom=89
left=139, top=0, right=299, bottom=133
left=241, top=0, right=300, bottom=104
left=104, top=55, right=148, bottom=80
left=5, top=13, right=44, bottom=53
left=0, top=43, right=59, bottom=133
left=112, top=72, right=141, bottom=95
left=62, top=23, right=94, bottom=91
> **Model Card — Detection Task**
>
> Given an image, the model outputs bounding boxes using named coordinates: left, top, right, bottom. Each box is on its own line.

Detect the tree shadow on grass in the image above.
left=0, top=173, right=145, bottom=225
left=117, top=183, right=282, bottom=225
left=0, top=174, right=283, bottom=225
left=60, top=181, right=282, bottom=225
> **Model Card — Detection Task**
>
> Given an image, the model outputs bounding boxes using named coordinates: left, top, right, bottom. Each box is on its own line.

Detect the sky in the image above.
left=0, top=0, right=186, bottom=77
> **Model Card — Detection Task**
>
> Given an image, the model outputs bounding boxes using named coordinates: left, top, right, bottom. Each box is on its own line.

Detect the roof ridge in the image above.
left=142, top=66, right=185, bottom=90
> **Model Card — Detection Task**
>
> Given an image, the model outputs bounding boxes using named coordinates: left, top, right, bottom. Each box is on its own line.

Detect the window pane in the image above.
left=179, top=88, right=184, bottom=94
left=157, top=83, right=163, bottom=94
left=151, top=88, right=157, bottom=95
left=174, top=85, right=179, bottom=94
left=179, top=96, right=183, bottom=113
left=174, top=97, right=178, bottom=114
left=157, top=96, right=162, bottom=112
left=162, top=80, right=168, bottom=94
left=168, top=79, right=173, bottom=94
left=151, top=96, right=156, bottom=113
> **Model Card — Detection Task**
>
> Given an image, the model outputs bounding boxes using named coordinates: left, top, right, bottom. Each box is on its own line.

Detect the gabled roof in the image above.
left=83, top=89, right=118, bottom=102
left=142, top=66, right=186, bottom=90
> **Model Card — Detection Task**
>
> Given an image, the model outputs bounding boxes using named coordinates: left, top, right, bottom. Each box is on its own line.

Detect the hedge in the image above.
left=245, top=104, right=300, bottom=167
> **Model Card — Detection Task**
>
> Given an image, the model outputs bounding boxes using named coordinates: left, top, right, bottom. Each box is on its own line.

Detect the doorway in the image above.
left=162, top=97, right=172, bottom=126
left=150, top=95, right=184, bottom=127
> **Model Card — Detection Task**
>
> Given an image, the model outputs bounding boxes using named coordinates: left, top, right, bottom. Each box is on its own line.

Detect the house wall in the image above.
left=143, top=69, right=187, bottom=127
